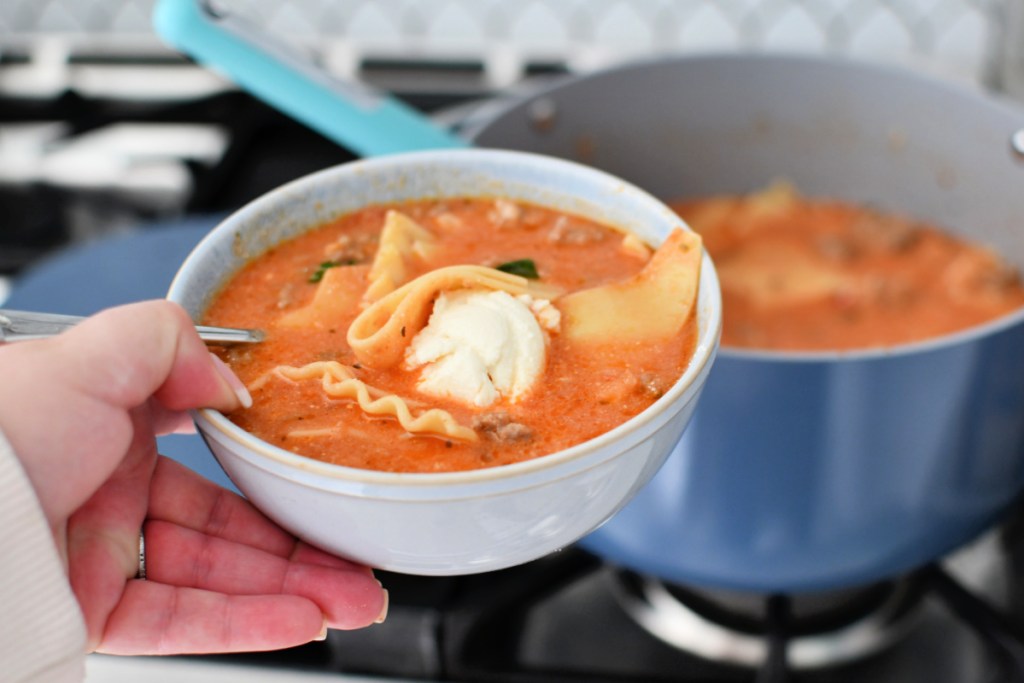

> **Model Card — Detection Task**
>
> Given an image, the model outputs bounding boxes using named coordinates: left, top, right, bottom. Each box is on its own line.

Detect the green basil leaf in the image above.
left=308, top=261, right=339, bottom=283
left=309, top=259, right=358, bottom=283
left=495, top=258, right=539, bottom=279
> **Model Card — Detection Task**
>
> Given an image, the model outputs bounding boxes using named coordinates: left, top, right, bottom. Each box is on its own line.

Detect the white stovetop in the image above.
left=86, top=654, right=416, bottom=682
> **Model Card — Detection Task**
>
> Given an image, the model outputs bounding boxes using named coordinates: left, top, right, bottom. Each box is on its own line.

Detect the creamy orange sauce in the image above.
left=671, top=183, right=1024, bottom=351
left=203, top=198, right=697, bottom=473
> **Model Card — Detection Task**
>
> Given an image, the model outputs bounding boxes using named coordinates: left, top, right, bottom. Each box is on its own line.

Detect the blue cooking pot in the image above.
left=465, top=54, right=1024, bottom=592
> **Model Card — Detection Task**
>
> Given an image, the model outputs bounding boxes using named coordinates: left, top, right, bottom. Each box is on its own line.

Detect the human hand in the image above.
left=0, top=300, right=386, bottom=654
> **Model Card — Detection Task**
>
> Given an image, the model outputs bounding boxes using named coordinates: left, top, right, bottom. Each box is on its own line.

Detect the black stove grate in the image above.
left=189, top=542, right=1024, bottom=683
left=923, top=565, right=1024, bottom=683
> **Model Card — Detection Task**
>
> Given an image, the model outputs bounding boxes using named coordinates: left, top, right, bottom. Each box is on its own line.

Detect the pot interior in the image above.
left=467, top=54, right=1024, bottom=273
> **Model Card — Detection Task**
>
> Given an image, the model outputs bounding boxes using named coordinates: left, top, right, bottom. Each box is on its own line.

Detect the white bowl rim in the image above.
left=177, top=148, right=723, bottom=489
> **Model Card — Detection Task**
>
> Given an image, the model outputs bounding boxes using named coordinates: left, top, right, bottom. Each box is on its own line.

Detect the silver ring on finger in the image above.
left=136, top=527, right=147, bottom=581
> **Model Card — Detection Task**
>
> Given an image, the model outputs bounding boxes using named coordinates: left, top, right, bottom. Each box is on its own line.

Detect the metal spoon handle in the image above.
left=0, top=309, right=264, bottom=344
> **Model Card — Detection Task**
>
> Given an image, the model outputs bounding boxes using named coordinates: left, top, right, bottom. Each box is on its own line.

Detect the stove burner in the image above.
left=611, top=570, right=926, bottom=669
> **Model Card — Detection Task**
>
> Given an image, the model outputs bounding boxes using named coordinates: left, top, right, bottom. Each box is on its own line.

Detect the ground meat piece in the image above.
left=472, top=411, right=511, bottom=431
left=472, top=411, right=534, bottom=442
left=943, top=251, right=1023, bottom=305
left=637, top=372, right=668, bottom=399
left=815, top=234, right=859, bottom=261
left=974, top=260, right=1021, bottom=291
left=488, top=199, right=523, bottom=228
left=596, top=369, right=668, bottom=404
left=852, top=212, right=920, bottom=252
left=496, top=422, right=533, bottom=442
left=323, top=233, right=377, bottom=263
left=433, top=212, right=463, bottom=231
left=859, top=275, right=914, bottom=309
left=547, top=216, right=608, bottom=245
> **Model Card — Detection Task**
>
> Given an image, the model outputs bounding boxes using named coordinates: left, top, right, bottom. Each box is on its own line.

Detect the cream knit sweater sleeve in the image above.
left=0, top=429, right=87, bottom=682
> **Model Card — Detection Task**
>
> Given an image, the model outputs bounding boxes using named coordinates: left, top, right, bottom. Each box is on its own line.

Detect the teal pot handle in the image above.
left=153, top=0, right=469, bottom=157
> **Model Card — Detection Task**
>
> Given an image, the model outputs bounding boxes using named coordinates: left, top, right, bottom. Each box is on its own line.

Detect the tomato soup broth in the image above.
left=203, top=198, right=699, bottom=473
left=672, top=183, right=1024, bottom=351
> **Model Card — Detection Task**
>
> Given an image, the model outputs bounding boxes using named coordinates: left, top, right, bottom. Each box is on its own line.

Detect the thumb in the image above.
left=53, top=299, right=251, bottom=415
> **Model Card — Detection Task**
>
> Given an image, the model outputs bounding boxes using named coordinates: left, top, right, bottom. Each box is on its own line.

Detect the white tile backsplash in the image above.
left=0, top=0, right=1018, bottom=91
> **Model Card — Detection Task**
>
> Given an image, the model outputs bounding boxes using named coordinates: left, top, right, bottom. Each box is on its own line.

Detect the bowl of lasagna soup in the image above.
left=167, top=148, right=721, bottom=575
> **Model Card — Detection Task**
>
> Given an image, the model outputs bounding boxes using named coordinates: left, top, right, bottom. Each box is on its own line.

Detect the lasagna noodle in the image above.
left=363, top=210, right=438, bottom=303
left=715, top=242, right=848, bottom=308
left=348, top=264, right=562, bottom=368
left=560, top=228, right=703, bottom=344
left=277, top=264, right=370, bottom=328
left=268, top=361, right=478, bottom=442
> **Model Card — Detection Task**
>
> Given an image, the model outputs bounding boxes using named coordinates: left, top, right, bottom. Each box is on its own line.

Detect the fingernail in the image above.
left=375, top=589, right=389, bottom=624
left=210, top=353, right=253, bottom=408
left=314, top=620, right=328, bottom=641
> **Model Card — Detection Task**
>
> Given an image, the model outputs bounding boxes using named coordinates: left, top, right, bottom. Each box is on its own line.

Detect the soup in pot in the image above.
left=203, top=197, right=702, bottom=473
left=671, top=182, right=1024, bottom=351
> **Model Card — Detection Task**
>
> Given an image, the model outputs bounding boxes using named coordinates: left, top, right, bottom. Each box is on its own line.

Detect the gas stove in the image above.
left=8, top=21, right=1024, bottom=683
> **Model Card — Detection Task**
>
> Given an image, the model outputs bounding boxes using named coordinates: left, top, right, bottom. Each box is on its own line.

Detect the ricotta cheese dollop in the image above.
left=405, top=290, right=557, bottom=407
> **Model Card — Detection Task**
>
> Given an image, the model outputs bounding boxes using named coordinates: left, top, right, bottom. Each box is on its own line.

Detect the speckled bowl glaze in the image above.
left=167, top=149, right=721, bottom=575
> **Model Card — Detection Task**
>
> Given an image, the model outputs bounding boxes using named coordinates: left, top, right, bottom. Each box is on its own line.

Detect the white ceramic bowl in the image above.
left=168, top=149, right=721, bottom=575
